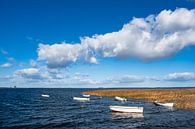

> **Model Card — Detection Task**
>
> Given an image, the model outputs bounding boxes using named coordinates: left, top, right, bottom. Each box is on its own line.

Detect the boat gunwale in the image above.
left=109, top=106, right=143, bottom=109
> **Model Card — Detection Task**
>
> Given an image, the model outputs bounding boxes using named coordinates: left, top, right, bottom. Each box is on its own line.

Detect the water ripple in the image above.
left=0, top=88, right=195, bottom=129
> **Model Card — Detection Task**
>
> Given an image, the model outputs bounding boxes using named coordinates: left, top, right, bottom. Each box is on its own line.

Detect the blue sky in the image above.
left=0, top=0, right=195, bottom=88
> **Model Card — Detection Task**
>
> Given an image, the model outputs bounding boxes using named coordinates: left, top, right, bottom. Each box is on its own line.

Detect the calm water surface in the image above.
left=0, top=88, right=195, bottom=129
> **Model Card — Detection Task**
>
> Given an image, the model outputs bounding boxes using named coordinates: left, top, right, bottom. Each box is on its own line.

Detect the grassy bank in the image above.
left=83, top=88, right=195, bottom=109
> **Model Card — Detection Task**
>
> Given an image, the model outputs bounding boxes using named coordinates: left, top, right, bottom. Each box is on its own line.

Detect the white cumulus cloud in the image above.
left=13, top=67, right=69, bottom=82
left=38, top=8, right=195, bottom=68
left=38, top=43, right=98, bottom=68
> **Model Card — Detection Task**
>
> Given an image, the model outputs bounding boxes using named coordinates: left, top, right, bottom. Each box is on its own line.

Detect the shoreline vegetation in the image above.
left=83, top=88, right=195, bottom=109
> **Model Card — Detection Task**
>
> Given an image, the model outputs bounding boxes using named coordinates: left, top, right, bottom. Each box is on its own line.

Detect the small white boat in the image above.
left=82, top=94, right=90, bottom=97
left=73, top=97, right=90, bottom=101
left=153, top=101, right=174, bottom=108
left=41, top=94, right=50, bottom=97
left=109, top=106, right=143, bottom=113
left=115, top=96, right=127, bottom=102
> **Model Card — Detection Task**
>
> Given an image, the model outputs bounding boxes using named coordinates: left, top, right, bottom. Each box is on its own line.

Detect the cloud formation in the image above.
left=165, top=72, right=195, bottom=81
left=73, top=73, right=100, bottom=85
left=105, top=75, right=146, bottom=84
left=38, top=43, right=98, bottom=68
left=71, top=72, right=195, bottom=86
left=9, top=69, right=195, bottom=87
left=14, top=68, right=48, bottom=80
left=30, top=59, right=37, bottom=67
left=37, top=8, right=195, bottom=68
left=106, top=72, right=195, bottom=84
left=13, top=67, right=68, bottom=82
left=0, top=63, right=12, bottom=68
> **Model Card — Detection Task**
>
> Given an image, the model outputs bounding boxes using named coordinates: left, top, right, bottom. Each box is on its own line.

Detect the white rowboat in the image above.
left=154, top=101, right=174, bottom=107
left=109, top=106, right=143, bottom=113
left=41, top=94, right=50, bottom=97
left=73, top=97, right=90, bottom=101
left=115, top=96, right=127, bottom=102
left=82, top=94, right=90, bottom=97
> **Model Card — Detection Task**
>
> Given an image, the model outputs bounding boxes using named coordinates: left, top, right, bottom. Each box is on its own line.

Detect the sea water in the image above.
left=0, top=88, right=195, bottom=129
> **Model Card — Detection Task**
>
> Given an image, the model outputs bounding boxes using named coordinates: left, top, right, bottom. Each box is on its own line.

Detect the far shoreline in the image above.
left=1, top=86, right=195, bottom=89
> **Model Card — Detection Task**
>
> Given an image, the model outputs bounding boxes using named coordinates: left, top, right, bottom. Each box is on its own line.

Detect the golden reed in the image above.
left=83, top=88, right=195, bottom=109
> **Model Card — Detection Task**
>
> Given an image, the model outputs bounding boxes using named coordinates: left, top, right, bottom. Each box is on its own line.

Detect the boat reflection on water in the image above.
left=111, top=112, right=144, bottom=119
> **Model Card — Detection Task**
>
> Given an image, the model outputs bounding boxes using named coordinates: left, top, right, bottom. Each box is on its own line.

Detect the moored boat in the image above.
left=153, top=101, right=174, bottom=107
left=115, top=96, right=127, bottom=102
left=109, top=106, right=143, bottom=113
left=41, top=94, right=50, bottom=97
left=73, top=97, right=90, bottom=101
left=82, top=94, right=90, bottom=97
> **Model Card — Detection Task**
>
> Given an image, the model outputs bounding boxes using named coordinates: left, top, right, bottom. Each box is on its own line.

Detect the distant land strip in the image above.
left=83, top=88, right=195, bottom=109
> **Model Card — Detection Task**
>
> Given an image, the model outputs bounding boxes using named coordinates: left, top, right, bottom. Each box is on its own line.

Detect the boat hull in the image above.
left=115, top=96, right=127, bottom=101
left=109, top=106, right=143, bottom=113
left=41, top=94, right=49, bottom=97
left=154, top=102, right=174, bottom=107
left=73, top=97, right=90, bottom=101
left=82, top=94, right=90, bottom=97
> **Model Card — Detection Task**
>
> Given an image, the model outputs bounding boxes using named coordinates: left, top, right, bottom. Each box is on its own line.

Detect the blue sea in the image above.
left=0, top=88, right=195, bottom=129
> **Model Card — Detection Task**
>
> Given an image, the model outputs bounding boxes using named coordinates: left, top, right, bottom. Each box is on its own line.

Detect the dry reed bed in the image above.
left=83, top=88, right=195, bottom=109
